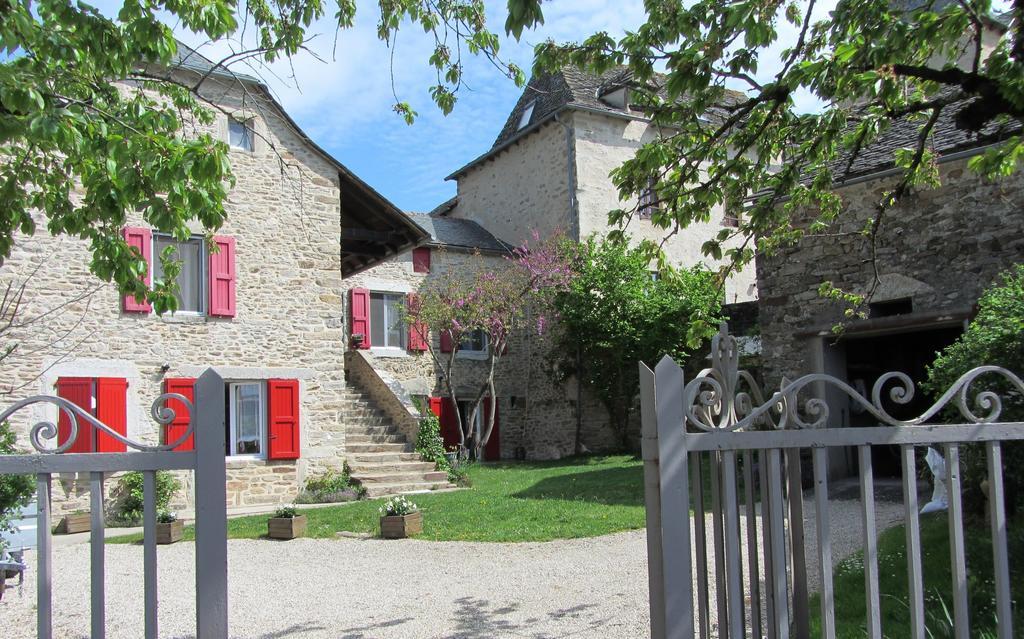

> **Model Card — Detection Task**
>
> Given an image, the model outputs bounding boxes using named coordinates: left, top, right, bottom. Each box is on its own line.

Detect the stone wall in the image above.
left=0, top=73, right=349, bottom=515
left=343, top=247, right=620, bottom=459
left=756, top=158, right=1024, bottom=387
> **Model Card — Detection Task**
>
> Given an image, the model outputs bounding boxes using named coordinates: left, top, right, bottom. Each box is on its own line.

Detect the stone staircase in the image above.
left=342, top=383, right=453, bottom=498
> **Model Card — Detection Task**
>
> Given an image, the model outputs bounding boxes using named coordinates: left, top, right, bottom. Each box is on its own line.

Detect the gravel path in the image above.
left=1, top=498, right=905, bottom=638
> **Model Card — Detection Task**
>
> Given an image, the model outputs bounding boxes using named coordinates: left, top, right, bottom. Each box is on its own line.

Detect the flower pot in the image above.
left=380, top=511, right=423, bottom=539
left=268, top=515, right=307, bottom=540
left=59, top=513, right=91, bottom=535
left=156, top=519, right=184, bottom=545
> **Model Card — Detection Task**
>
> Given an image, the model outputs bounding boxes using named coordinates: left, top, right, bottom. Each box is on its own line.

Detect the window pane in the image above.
left=370, top=293, right=386, bottom=346
left=462, top=329, right=487, bottom=352
left=384, top=295, right=406, bottom=348
left=233, top=384, right=261, bottom=455
left=153, top=236, right=203, bottom=313
left=229, top=119, right=253, bottom=151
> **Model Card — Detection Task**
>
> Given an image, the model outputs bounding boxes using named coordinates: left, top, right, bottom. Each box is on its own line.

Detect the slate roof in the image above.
left=167, top=41, right=262, bottom=85
left=830, top=96, right=1021, bottom=182
left=407, top=213, right=510, bottom=253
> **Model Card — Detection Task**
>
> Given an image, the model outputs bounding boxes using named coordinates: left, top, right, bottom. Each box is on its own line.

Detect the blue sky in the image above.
left=90, top=0, right=842, bottom=211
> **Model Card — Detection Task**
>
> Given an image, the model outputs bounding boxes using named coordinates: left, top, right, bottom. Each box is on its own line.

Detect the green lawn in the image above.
left=110, top=455, right=647, bottom=544
left=811, top=512, right=1024, bottom=638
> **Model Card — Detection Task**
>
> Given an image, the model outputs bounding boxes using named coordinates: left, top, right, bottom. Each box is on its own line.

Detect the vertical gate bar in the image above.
left=653, top=357, right=693, bottom=639
left=986, top=441, right=1013, bottom=639
left=784, top=448, right=809, bottom=638
left=639, top=362, right=666, bottom=639
left=858, top=446, right=882, bottom=639
left=943, top=444, right=969, bottom=639
left=143, top=470, right=158, bottom=639
left=36, top=473, right=53, bottom=639
left=760, top=449, right=776, bottom=639
left=90, top=472, right=106, bottom=639
left=900, top=445, right=925, bottom=639
left=721, top=451, right=745, bottom=636
left=710, top=451, right=729, bottom=639
left=743, top=449, right=763, bottom=639
left=195, top=368, right=229, bottom=637
left=692, top=452, right=711, bottom=639
left=767, top=449, right=790, bottom=639
left=812, top=448, right=835, bottom=639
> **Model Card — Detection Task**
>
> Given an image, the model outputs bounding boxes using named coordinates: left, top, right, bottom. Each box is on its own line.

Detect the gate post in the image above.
left=640, top=362, right=665, bottom=639
left=194, top=369, right=228, bottom=637
left=654, top=356, right=693, bottom=639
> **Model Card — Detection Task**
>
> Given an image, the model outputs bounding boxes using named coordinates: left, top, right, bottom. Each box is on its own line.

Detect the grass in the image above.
left=109, top=455, right=648, bottom=544
left=811, top=511, right=1024, bottom=638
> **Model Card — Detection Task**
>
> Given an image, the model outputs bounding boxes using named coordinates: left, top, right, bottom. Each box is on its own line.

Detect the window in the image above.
left=517, top=100, right=536, bottom=130
left=639, top=178, right=659, bottom=219
left=55, top=377, right=128, bottom=453
left=461, top=328, right=488, bottom=353
left=370, top=292, right=407, bottom=349
left=228, top=117, right=254, bottom=152
left=153, top=234, right=205, bottom=314
left=228, top=382, right=265, bottom=457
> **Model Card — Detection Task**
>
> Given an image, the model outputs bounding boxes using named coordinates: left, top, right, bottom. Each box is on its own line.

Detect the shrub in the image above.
left=156, top=511, right=177, bottom=524
left=114, top=471, right=182, bottom=526
left=926, top=264, right=1024, bottom=515
left=0, top=422, right=35, bottom=551
left=379, top=495, right=417, bottom=517
left=297, top=463, right=365, bottom=503
left=272, top=505, right=299, bottom=519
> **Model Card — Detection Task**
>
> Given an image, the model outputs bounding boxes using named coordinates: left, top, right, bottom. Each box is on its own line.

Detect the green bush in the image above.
left=0, top=422, right=35, bottom=551
left=298, top=463, right=365, bottom=502
left=926, top=264, right=1024, bottom=515
left=415, top=412, right=469, bottom=484
left=272, top=504, right=298, bottom=518
left=114, top=470, right=182, bottom=526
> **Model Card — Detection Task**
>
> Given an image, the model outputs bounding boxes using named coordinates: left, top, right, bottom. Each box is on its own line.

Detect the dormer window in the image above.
left=517, top=100, right=536, bottom=130
left=599, top=86, right=629, bottom=110
left=229, top=117, right=254, bottom=152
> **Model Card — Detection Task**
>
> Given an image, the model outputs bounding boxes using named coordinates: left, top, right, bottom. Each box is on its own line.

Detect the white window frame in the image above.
left=457, top=328, right=489, bottom=360
left=227, top=381, right=266, bottom=460
left=369, top=290, right=408, bottom=354
left=151, top=233, right=207, bottom=317
left=228, top=116, right=255, bottom=152
left=517, top=100, right=536, bottom=130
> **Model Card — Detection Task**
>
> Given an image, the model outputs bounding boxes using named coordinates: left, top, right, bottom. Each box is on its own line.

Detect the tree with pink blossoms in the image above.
left=406, top=230, right=574, bottom=461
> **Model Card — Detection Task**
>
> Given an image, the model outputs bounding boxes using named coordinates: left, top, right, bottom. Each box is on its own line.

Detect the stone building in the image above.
left=0, top=46, right=427, bottom=514
left=756, top=102, right=1024, bottom=478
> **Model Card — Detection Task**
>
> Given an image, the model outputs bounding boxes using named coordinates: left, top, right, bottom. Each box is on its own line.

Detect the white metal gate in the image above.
left=0, top=368, right=229, bottom=638
left=640, top=326, right=1024, bottom=639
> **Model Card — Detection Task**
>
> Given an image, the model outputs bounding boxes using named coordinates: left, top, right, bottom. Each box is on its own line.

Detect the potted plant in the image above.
left=58, top=510, right=91, bottom=534
left=267, top=505, right=307, bottom=540
left=379, top=495, right=422, bottom=539
left=156, top=511, right=183, bottom=545
left=351, top=333, right=365, bottom=348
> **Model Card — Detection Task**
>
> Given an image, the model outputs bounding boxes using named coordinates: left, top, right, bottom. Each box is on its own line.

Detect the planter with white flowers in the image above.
left=156, top=511, right=184, bottom=545
left=268, top=505, right=307, bottom=540
left=379, top=496, right=422, bottom=539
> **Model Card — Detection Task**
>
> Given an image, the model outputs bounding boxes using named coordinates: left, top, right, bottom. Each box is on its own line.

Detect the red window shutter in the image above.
left=440, top=329, right=453, bottom=353
left=407, top=293, right=427, bottom=351
left=56, top=377, right=94, bottom=453
left=483, top=398, right=500, bottom=461
left=349, top=288, right=371, bottom=349
left=439, top=398, right=460, bottom=450
left=429, top=396, right=442, bottom=417
left=208, top=235, right=236, bottom=317
left=163, top=378, right=196, bottom=452
left=267, top=379, right=300, bottom=460
left=122, top=227, right=152, bottom=313
left=412, top=247, right=431, bottom=273
left=94, top=378, right=128, bottom=453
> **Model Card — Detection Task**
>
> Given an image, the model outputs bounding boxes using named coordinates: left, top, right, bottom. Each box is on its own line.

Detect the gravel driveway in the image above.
left=1, top=498, right=905, bottom=638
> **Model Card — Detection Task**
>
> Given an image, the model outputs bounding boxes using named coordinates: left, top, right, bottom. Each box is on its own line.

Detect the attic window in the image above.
left=517, top=100, right=536, bottom=130
left=600, top=87, right=628, bottom=110
left=229, top=117, right=254, bottom=152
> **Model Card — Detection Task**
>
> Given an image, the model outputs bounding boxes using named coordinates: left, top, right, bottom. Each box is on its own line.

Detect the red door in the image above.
left=439, top=398, right=461, bottom=451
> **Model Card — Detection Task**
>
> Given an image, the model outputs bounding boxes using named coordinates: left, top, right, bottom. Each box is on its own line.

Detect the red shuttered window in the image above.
left=407, top=293, right=428, bottom=352
left=95, top=378, right=128, bottom=453
left=440, top=329, right=454, bottom=353
left=267, top=379, right=300, bottom=460
left=56, top=376, right=129, bottom=453
left=56, top=378, right=95, bottom=453
left=122, top=227, right=152, bottom=313
left=412, top=247, right=431, bottom=273
left=163, top=378, right=196, bottom=452
left=208, top=235, right=237, bottom=317
left=349, top=288, right=371, bottom=348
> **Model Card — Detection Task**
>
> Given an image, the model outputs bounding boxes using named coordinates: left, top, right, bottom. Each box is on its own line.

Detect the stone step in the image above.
left=347, top=433, right=407, bottom=444
left=354, top=470, right=448, bottom=484
left=362, top=481, right=452, bottom=498
left=349, top=452, right=424, bottom=464
left=349, top=461, right=437, bottom=474
left=345, top=442, right=414, bottom=454
left=346, top=426, right=399, bottom=436
left=345, top=417, right=393, bottom=427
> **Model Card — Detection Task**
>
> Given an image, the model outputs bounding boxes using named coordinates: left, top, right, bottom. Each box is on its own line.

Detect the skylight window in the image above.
left=517, top=100, right=536, bottom=130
